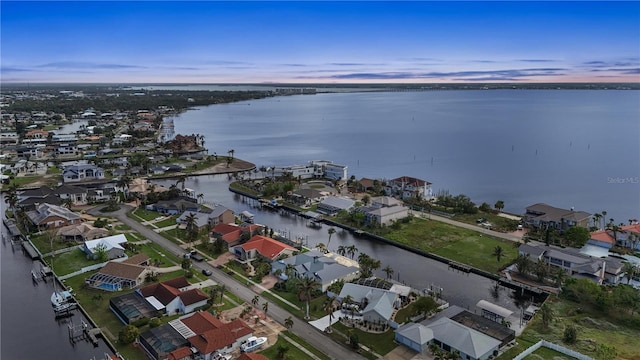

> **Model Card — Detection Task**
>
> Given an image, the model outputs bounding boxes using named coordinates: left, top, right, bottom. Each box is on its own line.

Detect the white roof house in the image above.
left=338, top=283, right=399, bottom=323
left=83, top=234, right=127, bottom=260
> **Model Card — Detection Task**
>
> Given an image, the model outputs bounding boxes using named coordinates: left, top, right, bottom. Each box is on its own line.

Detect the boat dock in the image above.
left=22, top=241, right=40, bottom=259
left=68, top=320, right=101, bottom=346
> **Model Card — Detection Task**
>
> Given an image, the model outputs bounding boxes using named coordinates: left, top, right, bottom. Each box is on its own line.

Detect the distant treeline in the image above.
left=3, top=90, right=273, bottom=115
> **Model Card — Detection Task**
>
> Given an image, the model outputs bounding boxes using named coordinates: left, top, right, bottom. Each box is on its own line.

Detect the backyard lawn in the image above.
left=45, top=248, right=100, bottom=276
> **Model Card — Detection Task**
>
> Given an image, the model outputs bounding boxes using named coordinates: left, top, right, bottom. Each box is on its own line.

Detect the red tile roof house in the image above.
left=140, top=311, right=253, bottom=360
left=588, top=230, right=616, bottom=249
left=137, top=277, right=209, bottom=315
left=232, top=235, right=296, bottom=262
left=211, top=223, right=263, bottom=248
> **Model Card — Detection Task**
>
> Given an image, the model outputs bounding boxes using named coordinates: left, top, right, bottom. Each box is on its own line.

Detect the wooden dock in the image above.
left=21, top=241, right=40, bottom=259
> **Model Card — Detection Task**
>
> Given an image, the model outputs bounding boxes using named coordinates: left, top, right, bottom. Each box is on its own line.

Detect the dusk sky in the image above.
left=2, top=1, right=639, bottom=83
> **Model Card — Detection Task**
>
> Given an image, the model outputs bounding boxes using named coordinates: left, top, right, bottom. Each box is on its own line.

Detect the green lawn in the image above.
left=453, top=212, right=520, bottom=232
left=155, top=216, right=178, bottom=228
left=385, top=217, right=518, bottom=273
left=159, top=230, right=186, bottom=246
left=283, top=331, right=331, bottom=360
left=258, top=335, right=316, bottom=360
left=29, top=233, right=72, bottom=253
left=332, top=321, right=397, bottom=357
left=129, top=209, right=164, bottom=222
left=524, top=346, right=578, bottom=359
left=46, top=248, right=101, bottom=276
left=131, top=242, right=181, bottom=267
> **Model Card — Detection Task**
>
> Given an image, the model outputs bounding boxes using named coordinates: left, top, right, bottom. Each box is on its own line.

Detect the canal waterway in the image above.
left=1, top=204, right=114, bottom=359
left=153, top=175, right=538, bottom=315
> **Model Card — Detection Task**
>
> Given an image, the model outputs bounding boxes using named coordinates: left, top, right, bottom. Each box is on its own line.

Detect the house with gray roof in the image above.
left=54, top=184, right=88, bottom=205
left=62, top=163, right=105, bottom=183
left=524, top=203, right=591, bottom=231
left=317, top=196, right=355, bottom=216
left=338, top=283, right=400, bottom=323
left=271, top=250, right=359, bottom=292
left=519, top=243, right=625, bottom=284
left=26, top=203, right=82, bottom=229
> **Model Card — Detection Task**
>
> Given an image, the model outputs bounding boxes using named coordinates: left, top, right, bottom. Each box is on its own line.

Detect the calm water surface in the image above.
left=173, top=90, right=640, bottom=221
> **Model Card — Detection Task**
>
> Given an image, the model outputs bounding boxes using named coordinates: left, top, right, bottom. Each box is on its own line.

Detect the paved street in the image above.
left=95, top=204, right=366, bottom=360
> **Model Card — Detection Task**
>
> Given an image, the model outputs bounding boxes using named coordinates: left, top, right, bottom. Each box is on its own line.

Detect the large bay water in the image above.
left=173, top=90, right=639, bottom=221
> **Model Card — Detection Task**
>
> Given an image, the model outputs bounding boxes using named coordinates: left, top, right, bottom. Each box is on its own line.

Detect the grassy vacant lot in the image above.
left=385, top=217, right=518, bottom=273
left=155, top=216, right=178, bottom=228
left=524, top=346, right=578, bottom=360
left=46, top=248, right=100, bottom=276
left=128, top=208, right=164, bottom=222
left=453, top=212, right=520, bottom=232
left=497, top=297, right=640, bottom=360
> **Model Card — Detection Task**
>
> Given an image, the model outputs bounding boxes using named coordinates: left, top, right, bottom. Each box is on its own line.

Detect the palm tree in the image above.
left=326, top=227, right=336, bottom=253
left=342, top=294, right=355, bottom=319
left=252, top=295, right=260, bottom=307
left=593, top=213, right=602, bottom=230
left=197, top=193, right=204, bottom=204
left=602, top=210, right=607, bottom=230
left=228, top=149, right=235, bottom=160
left=184, top=212, right=199, bottom=248
left=316, top=242, right=327, bottom=253
left=494, top=200, right=504, bottom=212
left=262, top=301, right=269, bottom=316
left=323, top=296, right=336, bottom=333
left=382, top=265, right=394, bottom=280
left=284, top=316, right=294, bottom=331
left=276, top=344, right=289, bottom=360
left=296, top=277, right=320, bottom=319
left=337, top=245, right=347, bottom=257
left=515, top=254, right=532, bottom=276
left=622, top=261, right=637, bottom=284
left=606, top=221, right=621, bottom=245
left=493, top=246, right=504, bottom=263
left=347, top=244, right=358, bottom=260
left=539, top=303, right=554, bottom=328
left=552, top=267, right=566, bottom=287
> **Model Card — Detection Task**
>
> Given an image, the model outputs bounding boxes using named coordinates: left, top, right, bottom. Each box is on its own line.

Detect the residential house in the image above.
left=337, top=283, right=400, bottom=323
left=155, top=198, right=199, bottom=215
left=385, top=176, right=433, bottom=200
left=233, top=235, right=296, bottom=262
left=62, top=163, right=105, bottom=183
left=291, top=188, right=326, bottom=207
left=588, top=230, right=616, bottom=249
left=317, top=196, right=355, bottom=216
left=208, top=205, right=235, bottom=226
left=54, top=184, right=88, bottom=205
left=55, top=142, right=78, bottom=156
left=357, top=177, right=377, bottom=192
left=612, top=224, right=640, bottom=250
left=83, top=234, right=128, bottom=260
left=365, top=197, right=410, bottom=226
left=26, top=203, right=82, bottom=229
left=85, top=259, right=148, bottom=291
left=138, top=277, right=209, bottom=315
left=271, top=250, right=360, bottom=292
left=16, top=145, right=41, bottom=159
left=176, top=211, right=211, bottom=231
left=523, top=203, right=591, bottom=231
left=519, top=243, right=625, bottom=284
left=211, top=223, right=261, bottom=248
left=17, top=194, right=62, bottom=210
left=56, top=223, right=109, bottom=242
left=110, top=291, right=160, bottom=325
left=139, top=311, right=253, bottom=360
left=396, top=317, right=502, bottom=360
left=18, top=185, right=55, bottom=202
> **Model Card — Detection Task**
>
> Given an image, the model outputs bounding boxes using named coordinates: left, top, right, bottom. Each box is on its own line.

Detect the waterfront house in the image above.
left=85, top=259, right=148, bottom=291
left=518, top=243, right=625, bottom=284
left=137, top=277, right=209, bottom=315
left=337, top=283, right=400, bottom=323
left=83, top=234, right=128, bottom=260
left=523, top=203, right=591, bottom=231
left=211, top=223, right=261, bottom=248
left=385, top=176, right=433, bottom=200
left=139, top=311, right=253, bottom=360
left=110, top=291, right=160, bottom=325
left=396, top=316, right=502, bottom=360
left=207, top=205, right=235, bottom=226
left=26, top=203, right=82, bottom=229
left=17, top=185, right=55, bottom=203
left=608, top=223, right=640, bottom=250
left=154, top=198, right=199, bottom=215
left=233, top=235, right=296, bottom=261
left=55, top=142, right=78, bottom=157
left=588, top=230, right=616, bottom=249
left=317, top=196, right=355, bottom=216
left=176, top=211, right=211, bottom=231
left=271, top=250, right=360, bottom=291
left=365, top=201, right=410, bottom=226
left=62, top=163, right=105, bottom=183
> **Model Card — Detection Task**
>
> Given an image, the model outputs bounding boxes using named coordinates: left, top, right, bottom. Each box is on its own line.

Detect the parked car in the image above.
left=202, top=269, right=212, bottom=276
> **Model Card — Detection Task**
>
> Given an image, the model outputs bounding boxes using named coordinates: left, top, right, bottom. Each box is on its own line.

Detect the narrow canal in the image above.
left=154, top=175, right=540, bottom=315
left=1, top=202, right=114, bottom=359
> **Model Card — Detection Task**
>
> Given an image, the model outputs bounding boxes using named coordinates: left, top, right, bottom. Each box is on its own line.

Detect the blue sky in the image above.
left=2, top=1, right=639, bottom=83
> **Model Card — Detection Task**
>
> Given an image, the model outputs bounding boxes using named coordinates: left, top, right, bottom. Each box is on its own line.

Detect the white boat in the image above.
left=240, top=336, right=267, bottom=352
left=53, top=301, right=77, bottom=314
left=51, top=290, right=74, bottom=307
